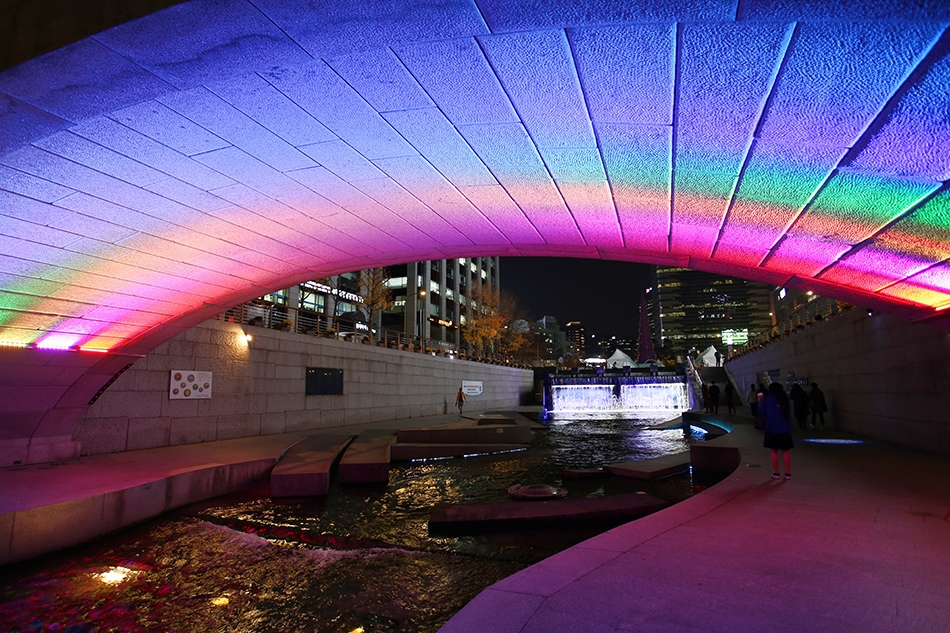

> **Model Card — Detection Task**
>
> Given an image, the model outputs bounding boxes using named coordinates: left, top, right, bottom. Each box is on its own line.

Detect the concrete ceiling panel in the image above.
left=0, top=0, right=948, bottom=443
left=569, top=24, right=675, bottom=125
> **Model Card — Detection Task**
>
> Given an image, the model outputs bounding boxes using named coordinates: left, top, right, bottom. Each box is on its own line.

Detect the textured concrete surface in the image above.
left=429, top=492, right=668, bottom=531
left=338, top=430, right=396, bottom=484
left=67, top=320, right=533, bottom=464
left=440, top=422, right=950, bottom=633
left=727, top=308, right=950, bottom=458
left=2, top=407, right=948, bottom=633
left=605, top=454, right=690, bottom=480
left=270, top=434, right=354, bottom=497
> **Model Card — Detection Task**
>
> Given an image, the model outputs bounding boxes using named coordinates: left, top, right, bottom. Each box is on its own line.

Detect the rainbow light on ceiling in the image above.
left=0, top=0, right=949, bottom=352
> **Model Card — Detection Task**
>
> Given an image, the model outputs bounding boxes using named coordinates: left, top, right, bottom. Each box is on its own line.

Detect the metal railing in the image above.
left=215, top=302, right=464, bottom=358
left=729, top=297, right=856, bottom=358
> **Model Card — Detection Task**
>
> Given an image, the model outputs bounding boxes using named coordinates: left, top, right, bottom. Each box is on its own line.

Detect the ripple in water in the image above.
left=0, top=414, right=718, bottom=632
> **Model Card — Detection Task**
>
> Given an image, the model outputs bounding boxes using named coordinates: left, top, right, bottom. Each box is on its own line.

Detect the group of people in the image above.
left=747, top=382, right=827, bottom=431
left=746, top=381, right=828, bottom=481
left=700, top=380, right=737, bottom=415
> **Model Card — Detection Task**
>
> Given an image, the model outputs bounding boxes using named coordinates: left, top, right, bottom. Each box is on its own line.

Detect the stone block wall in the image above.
left=725, top=308, right=950, bottom=456
left=75, top=320, right=534, bottom=456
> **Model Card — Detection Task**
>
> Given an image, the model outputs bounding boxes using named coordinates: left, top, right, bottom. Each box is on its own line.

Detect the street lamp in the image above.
left=417, top=290, right=426, bottom=337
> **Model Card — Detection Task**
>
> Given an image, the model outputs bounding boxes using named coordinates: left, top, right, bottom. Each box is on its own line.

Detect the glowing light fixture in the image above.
left=94, top=566, right=136, bottom=584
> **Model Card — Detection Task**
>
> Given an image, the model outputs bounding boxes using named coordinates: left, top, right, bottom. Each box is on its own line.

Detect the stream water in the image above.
left=0, top=415, right=720, bottom=633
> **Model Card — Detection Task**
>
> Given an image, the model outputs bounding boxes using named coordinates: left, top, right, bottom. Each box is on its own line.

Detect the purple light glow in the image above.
left=0, top=0, right=948, bottom=358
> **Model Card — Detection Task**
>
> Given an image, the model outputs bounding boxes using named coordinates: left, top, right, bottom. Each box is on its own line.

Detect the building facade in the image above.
left=382, top=257, right=500, bottom=349
left=258, top=257, right=500, bottom=351
left=654, top=267, right=773, bottom=359
left=565, top=321, right=586, bottom=356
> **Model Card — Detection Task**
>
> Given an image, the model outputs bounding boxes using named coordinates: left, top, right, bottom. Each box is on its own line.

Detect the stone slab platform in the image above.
left=396, top=424, right=533, bottom=444
left=390, top=442, right=528, bottom=461
left=605, top=453, right=690, bottom=480
left=476, top=414, right=517, bottom=425
left=338, top=431, right=396, bottom=484
left=429, top=492, right=669, bottom=532
left=270, top=434, right=355, bottom=497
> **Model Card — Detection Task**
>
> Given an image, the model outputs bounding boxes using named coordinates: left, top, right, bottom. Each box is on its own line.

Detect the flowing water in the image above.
left=0, top=415, right=719, bottom=633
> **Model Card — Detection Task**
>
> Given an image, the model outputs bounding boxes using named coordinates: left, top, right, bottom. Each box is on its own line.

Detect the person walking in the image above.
left=763, top=382, right=794, bottom=480
left=708, top=381, right=721, bottom=414
left=747, top=384, right=759, bottom=417
left=809, top=383, right=827, bottom=429
left=790, top=383, right=809, bottom=431
left=455, top=387, right=467, bottom=416
left=701, top=383, right=710, bottom=413
left=724, top=381, right=737, bottom=414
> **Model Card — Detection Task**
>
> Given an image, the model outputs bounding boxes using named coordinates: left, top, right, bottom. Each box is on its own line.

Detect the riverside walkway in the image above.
left=440, top=418, right=950, bottom=633
left=2, top=412, right=948, bottom=632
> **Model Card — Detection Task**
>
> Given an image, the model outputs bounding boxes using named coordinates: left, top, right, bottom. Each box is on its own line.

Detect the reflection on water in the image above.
left=0, top=415, right=718, bottom=632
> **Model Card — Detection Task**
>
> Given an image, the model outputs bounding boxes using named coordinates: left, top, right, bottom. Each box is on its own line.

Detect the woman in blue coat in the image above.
left=763, top=382, right=794, bottom=480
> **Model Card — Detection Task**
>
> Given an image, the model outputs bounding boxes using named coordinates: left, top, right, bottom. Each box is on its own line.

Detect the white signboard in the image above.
left=462, top=380, right=483, bottom=396
left=169, top=370, right=213, bottom=399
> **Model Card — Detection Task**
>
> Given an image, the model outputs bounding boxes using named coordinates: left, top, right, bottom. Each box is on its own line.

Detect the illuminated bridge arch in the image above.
left=0, top=0, right=948, bottom=455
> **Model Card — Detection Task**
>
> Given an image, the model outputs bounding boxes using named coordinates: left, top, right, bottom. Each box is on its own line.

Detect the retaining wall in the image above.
left=725, top=308, right=950, bottom=456
left=75, top=320, right=534, bottom=456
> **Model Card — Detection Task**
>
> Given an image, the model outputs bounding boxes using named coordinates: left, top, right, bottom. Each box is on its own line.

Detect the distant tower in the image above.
left=636, top=293, right=656, bottom=363
left=565, top=321, right=585, bottom=356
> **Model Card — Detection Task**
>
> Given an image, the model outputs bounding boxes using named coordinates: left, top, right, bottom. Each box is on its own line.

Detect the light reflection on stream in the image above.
left=0, top=415, right=719, bottom=632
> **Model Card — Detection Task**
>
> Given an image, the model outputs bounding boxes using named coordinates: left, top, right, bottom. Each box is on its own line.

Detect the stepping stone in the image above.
left=429, top=492, right=668, bottom=531
left=338, top=431, right=396, bottom=484
left=605, top=453, right=690, bottom=480
left=270, top=434, right=355, bottom=497
left=390, top=442, right=528, bottom=461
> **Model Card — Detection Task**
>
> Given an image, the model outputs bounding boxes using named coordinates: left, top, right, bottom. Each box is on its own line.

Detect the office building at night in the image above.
left=654, top=267, right=773, bottom=359
left=258, top=257, right=500, bottom=350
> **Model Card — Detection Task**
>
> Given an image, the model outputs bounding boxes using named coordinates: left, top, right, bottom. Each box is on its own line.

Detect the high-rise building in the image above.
left=565, top=321, right=585, bottom=356
left=533, top=316, right=571, bottom=361
left=259, top=257, right=500, bottom=351
left=654, top=267, right=773, bottom=359
left=382, top=257, right=500, bottom=348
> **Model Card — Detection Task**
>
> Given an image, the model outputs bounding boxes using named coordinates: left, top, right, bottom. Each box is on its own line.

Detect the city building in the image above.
left=654, top=267, right=773, bottom=360
left=594, top=336, right=636, bottom=359
left=565, top=321, right=586, bottom=356
left=532, top=316, right=571, bottom=363
left=257, top=257, right=500, bottom=351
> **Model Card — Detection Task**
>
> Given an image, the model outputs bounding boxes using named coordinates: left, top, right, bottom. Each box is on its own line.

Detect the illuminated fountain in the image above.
left=543, top=374, right=691, bottom=418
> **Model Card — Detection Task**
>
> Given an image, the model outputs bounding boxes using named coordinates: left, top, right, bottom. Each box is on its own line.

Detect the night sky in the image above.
left=500, top=257, right=653, bottom=340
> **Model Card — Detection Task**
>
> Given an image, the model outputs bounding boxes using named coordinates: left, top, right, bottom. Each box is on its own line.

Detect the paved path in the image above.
left=440, top=423, right=950, bottom=633
left=2, top=409, right=948, bottom=632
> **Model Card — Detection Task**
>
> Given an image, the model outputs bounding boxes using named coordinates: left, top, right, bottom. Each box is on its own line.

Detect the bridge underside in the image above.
left=0, top=0, right=949, bottom=458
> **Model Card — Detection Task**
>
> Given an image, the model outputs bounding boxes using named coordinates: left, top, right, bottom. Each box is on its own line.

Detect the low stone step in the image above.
left=429, top=491, right=668, bottom=532
left=605, top=453, right=690, bottom=480
left=270, top=434, right=355, bottom=497
left=476, top=414, right=517, bottom=425
left=396, top=424, right=533, bottom=445
left=338, top=431, right=396, bottom=484
left=390, top=442, right=529, bottom=461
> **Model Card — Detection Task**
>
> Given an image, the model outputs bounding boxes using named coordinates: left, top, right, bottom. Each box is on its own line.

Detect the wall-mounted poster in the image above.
left=462, top=380, right=483, bottom=396
left=169, top=370, right=213, bottom=399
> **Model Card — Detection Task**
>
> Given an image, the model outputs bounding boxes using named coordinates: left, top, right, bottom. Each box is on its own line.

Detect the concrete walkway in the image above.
left=0, top=411, right=483, bottom=565
left=2, top=410, right=949, bottom=633
left=440, top=421, right=950, bottom=633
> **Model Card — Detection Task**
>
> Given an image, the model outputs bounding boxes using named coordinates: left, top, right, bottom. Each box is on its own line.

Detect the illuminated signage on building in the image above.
left=721, top=329, right=749, bottom=346
left=304, top=281, right=363, bottom=304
